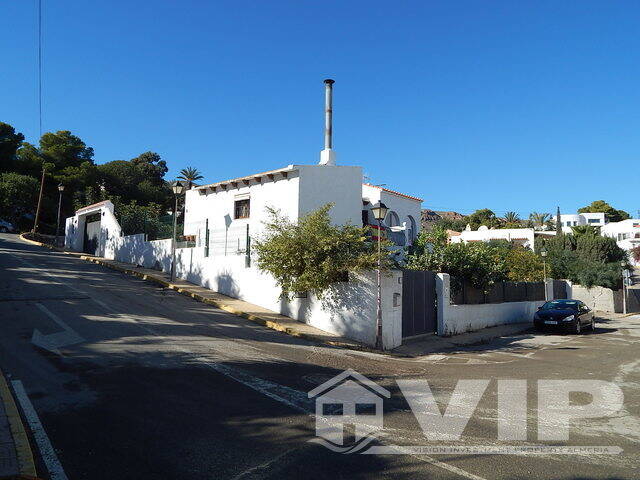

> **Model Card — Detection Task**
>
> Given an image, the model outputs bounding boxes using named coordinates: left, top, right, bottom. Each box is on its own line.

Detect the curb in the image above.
left=0, top=370, right=37, bottom=478
left=17, top=233, right=403, bottom=356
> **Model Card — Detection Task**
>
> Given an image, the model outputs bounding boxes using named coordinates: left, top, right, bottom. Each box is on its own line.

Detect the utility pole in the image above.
left=32, top=167, right=46, bottom=234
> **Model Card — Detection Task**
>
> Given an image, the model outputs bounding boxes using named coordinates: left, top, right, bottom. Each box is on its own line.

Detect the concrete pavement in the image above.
left=1, top=232, right=639, bottom=479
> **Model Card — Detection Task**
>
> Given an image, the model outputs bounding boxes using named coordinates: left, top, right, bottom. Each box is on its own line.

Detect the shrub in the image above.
left=253, top=204, right=386, bottom=299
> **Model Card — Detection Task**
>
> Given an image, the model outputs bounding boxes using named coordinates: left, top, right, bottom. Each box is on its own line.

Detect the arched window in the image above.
left=407, top=215, right=417, bottom=241
left=387, top=211, right=400, bottom=227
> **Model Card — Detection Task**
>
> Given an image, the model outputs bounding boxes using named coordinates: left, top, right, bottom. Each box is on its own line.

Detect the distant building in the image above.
left=601, top=219, right=640, bottom=266
left=450, top=226, right=536, bottom=250
left=560, top=213, right=606, bottom=233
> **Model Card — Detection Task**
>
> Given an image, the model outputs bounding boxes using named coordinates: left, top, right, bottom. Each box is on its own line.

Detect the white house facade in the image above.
left=560, top=212, right=606, bottom=233
left=601, top=219, right=640, bottom=266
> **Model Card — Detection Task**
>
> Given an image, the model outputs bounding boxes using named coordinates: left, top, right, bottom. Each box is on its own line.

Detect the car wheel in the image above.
left=573, top=320, right=582, bottom=335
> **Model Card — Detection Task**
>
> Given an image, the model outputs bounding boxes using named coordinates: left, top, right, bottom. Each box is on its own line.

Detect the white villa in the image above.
left=559, top=212, right=606, bottom=233
left=601, top=219, right=640, bottom=266
left=63, top=80, right=423, bottom=349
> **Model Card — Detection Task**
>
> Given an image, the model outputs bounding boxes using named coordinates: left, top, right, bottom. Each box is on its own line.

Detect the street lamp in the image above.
left=55, top=184, right=65, bottom=246
left=540, top=247, right=548, bottom=300
left=170, top=181, right=185, bottom=282
left=621, top=260, right=628, bottom=315
left=371, top=201, right=389, bottom=350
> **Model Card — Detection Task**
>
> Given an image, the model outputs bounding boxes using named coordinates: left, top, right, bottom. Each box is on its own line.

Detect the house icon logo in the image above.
left=307, top=369, right=390, bottom=453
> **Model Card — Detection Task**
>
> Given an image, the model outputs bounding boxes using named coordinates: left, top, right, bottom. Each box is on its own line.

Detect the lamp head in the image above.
left=172, top=182, right=184, bottom=195
left=371, top=201, right=389, bottom=221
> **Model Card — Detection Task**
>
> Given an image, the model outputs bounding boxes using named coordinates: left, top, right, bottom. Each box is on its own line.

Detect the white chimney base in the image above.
left=319, top=148, right=336, bottom=166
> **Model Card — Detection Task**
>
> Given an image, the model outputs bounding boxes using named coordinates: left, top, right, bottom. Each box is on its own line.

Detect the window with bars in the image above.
left=234, top=199, right=250, bottom=219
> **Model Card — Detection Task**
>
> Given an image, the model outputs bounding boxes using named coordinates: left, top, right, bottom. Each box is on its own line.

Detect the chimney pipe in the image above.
left=319, top=78, right=336, bottom=165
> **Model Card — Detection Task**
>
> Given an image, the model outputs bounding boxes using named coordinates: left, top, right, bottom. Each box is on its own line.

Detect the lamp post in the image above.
left=55, top=183, right=65, bottom=246
left=540, top=247, right=548, bottom=300
left=371, top=201, right=389, bottom=350
left=170, top=181, right=185, bottom=282
left=621, top=261, right=628, bottom=315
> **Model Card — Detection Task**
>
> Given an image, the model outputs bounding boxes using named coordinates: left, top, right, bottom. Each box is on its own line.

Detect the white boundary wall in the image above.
left=105, top=234, right=403, bottom=349
left=562, top=281, right=623, bottom=313
left=435, top=273, right=549, bottom=336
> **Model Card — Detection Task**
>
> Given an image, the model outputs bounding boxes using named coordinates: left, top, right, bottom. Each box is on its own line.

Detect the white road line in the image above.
left=11, top=380, right=69, bottom=480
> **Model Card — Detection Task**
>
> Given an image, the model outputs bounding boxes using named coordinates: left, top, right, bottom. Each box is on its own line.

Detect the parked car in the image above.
left=0, top=220, right=15, bottom=233
left=533, top=299, right=595, bottom=334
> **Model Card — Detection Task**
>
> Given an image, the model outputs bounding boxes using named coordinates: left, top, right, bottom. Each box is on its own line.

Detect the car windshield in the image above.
left=540, top=300, right=579, bottom=311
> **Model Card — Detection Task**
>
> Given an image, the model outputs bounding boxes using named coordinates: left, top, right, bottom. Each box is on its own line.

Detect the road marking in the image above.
left=11, top=380, right=69, bottom=480
left=31, top=303, right=85, bottom=354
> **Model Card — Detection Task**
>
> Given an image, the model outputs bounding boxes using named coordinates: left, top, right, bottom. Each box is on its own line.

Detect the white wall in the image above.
left=563, top=280, right=623, bottom=313
left=362, top=184, right=422, bottom=245
left=298, top=165, right=363, bottom=226
left=601, top=219, right=640, bottom=266
left=435, top=273, right=546, bottom=336
left=110, top=233, right=403, bottom=349
left=64, top=200, right=121, bottom=254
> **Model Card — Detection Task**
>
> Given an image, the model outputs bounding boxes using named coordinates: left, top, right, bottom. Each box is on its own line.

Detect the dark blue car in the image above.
left=533, top=299, right=595, bottom=334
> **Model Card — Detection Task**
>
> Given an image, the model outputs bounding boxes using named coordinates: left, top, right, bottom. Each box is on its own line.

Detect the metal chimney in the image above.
left=319, top=78, right=336, bottom=165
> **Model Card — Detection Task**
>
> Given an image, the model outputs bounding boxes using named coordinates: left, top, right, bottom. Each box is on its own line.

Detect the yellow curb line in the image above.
left=0, top=369, right=37, bottom=477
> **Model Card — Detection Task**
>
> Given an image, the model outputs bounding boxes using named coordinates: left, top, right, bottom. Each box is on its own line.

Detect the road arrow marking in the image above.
left=31, top=303, right=85, bottom=354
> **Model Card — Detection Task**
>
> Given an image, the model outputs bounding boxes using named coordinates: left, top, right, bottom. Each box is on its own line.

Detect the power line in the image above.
left=38, top=0, right=42, bottom=137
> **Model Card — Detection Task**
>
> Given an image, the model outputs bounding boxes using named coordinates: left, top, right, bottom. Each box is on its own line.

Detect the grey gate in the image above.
left=84, top=220, right=101, bottom=255
left=402, top=270, right=437, bottom=337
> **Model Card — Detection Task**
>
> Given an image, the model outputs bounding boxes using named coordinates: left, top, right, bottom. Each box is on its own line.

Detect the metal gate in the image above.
left=84, top=220, right=100, bottom=255
left=402, top=270, right=437, bottom=337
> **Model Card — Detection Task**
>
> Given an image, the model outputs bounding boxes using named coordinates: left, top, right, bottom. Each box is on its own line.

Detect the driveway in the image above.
left=1, top=233, right=639, bottom=479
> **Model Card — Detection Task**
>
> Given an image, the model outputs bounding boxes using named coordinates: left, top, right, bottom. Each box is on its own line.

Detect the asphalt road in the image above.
left=0, top=233, right=638, bottom=479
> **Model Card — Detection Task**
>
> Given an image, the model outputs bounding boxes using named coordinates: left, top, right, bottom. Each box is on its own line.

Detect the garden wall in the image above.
left=105, top=233, right=403, bottom=349
left=436, top=273, right=550, bottom=336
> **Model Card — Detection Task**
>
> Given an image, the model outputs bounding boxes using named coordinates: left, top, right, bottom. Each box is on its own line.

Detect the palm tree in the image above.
left=177, top=167, right=204, bottom=189
left=529, top=212, right=550, bottom=227
left=504, top=211, right=520, bottom=223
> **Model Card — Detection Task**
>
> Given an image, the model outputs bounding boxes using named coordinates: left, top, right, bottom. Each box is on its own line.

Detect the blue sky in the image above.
left=2, top=1, right=639, bottom=218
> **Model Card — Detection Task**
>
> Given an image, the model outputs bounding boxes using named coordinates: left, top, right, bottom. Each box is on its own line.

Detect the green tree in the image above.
left=504, top=211, right=520, bottom=223
left=254, top=204, right=385, bottom=299
left=177, top=167, right=204, bottom=189
left=578, top=200, right=630, bottom=223
left=505, top=247, right=545, bottom=282
left=0, top=172, right=39, bottom=227
left=407, top=227, right=509, bottom=291
left=467, top=209, right=500, bottom=229
left=529, top=212, right=550, bottom=227
left=0, top=122, right=25, bottom=172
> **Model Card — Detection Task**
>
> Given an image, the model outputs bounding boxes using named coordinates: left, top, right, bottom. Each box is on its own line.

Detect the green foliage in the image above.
left=466, top=208, right=500, bottom=229
left=407, top=227, right=509, bottom=291
left=505, top=247, right=544, bottom=282
left=0, top=122, right=25, bottom=172
left=504, top=211, right=520, bottom=223
left=537, top=229, right=628, bottom=289
left=578, top=200, right=630, bottom=223
left=115, top=201, right=173, bottom=239
left=529, top=211, right=550, bottom=226
left=178, top=167, right=204, bottom=189
left=429, top=217, right=468, bottom=232
left=254, top=204, right=385, bottom=299
left=0, top=172, right=39, bottom=226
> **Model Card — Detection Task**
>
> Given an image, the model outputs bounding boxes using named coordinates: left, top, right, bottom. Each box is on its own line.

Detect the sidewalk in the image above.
left=395, top=322, right=534, bottom=357
left=0, top=369, right=36, bottom=479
